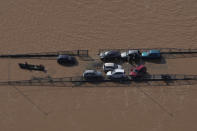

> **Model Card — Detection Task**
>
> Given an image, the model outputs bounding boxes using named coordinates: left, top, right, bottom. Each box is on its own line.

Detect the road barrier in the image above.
left=98, top=48, right=197, bottom=59
left=1, top=74, right=197, bottom=87
left=0, top=50, right=89, bottom=59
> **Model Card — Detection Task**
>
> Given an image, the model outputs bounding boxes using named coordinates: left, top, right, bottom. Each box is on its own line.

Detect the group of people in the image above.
left=127, top=53, right=141, bottom=64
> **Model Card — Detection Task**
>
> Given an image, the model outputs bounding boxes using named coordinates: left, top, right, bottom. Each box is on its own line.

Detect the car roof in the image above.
left=128, top=50, right=139, bottom=53
left=114, top=69, right=124, bottom=73
left=58, top=54, right=71, bottom=59
left=108, top=50, right=120, bottom=54
left=149, top=50, right=160, bottom=53
left=104, top=63, right=115, bottom=67
left=84, top=70, right=96, bottom=73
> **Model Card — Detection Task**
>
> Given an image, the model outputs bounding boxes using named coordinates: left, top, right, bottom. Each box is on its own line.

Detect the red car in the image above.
left=130, top=65, right=147, bottom=77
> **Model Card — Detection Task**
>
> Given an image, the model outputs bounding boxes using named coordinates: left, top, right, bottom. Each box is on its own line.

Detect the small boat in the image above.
left=18, top=62, right=45, bottom=72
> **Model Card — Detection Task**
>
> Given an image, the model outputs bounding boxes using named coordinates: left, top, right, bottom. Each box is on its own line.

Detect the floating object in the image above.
left=18, top=62, right=45, bottom=72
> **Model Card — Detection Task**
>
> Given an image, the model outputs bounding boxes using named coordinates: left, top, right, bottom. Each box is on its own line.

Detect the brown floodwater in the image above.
left=0, top=0, right=197, bottom=130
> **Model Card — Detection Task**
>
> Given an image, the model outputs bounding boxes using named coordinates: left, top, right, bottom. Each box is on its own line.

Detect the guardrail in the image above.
left=0, top=50, right=89, bottom=59
left=98, top=48, right=197, bottom=59
left=1, top=74, right=197, bottom=87
left=99, top=48, right=197, bottom=53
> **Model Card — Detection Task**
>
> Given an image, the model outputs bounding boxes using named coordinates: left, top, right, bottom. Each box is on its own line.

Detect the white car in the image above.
left=103, top=63, right=122, bottom=73
left=106, top=69, right=127, bottom=80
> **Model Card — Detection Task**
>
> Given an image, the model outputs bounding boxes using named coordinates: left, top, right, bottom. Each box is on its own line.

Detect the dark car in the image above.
left=161, top=74, right=171, bottom=80
left=141, top=50, right=161, bottom=59
left=130, top=65, right=147, bottom=78
left=83, top=70, right=103, bottom=80
left=100, top=50, right=121, bottom=61
left=57, top=54, right=77, bottom=65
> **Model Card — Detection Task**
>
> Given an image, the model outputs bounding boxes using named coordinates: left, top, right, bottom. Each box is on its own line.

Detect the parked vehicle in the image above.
left=130, top=65, right=147, bottom=78
left=57, top=54, right=76, bottom=65
left=141, top=50, right=161, bottom=59
left=106, top=69, right=127, bottom=80
left=19, top=62, right=45, bottom=72
left=83, top=70, right=103, bottom=80
left=100, top=50, right=121, bottom=61
left=161, top=74, right=171, bottom=80
left=121, top=50, right=141, bottom=61
left=103, top=63, right=122, bottom=73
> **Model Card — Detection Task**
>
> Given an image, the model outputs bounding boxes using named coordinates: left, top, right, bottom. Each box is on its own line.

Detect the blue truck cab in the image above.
left=141, top=50, right=161, bottom=59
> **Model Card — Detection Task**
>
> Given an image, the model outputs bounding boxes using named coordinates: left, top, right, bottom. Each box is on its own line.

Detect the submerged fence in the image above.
left=98, top=48, right=197, bottom=59
left=1, top=48, right=197, bottom=60
left=1, top=74, right=197, bottom=87
left=99, top=48, right=197, bottom=53
left=0, top=50, right=89, bottom=59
